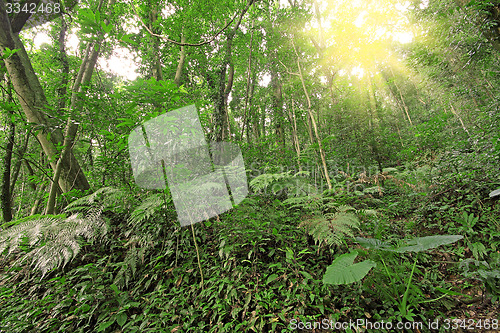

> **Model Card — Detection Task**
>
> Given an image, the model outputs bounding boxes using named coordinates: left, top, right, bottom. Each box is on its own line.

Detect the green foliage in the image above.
left=127, top=193, right=168, bottom=227
left=249, top=171, right=315, bottom=198
left=357, top=235, right=463, bottom=253
left=64, top=187, right=129, bottom=214
left=0, top=210, right=107, bottom=276
left=322, top=251, right=376, bottom=285
left=323, top=234, right=465, bottom=321
left=298, top=206, right=360, bottom=247
left=460, top=254, right=500, bottom=303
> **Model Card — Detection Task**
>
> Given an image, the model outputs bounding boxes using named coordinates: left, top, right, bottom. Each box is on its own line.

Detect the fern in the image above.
left=283, top=195, right=329, bottom=212
left=64, top=186, right=128, bottom=214
left=300, top=209, right=360, bottom=246
left=128, top=193, right=168, bottom=226
left=114, top=245, right=147, bottom=289
left=0, top=209, right=107, bottom=277
left=249, top=171, right=315, bottom=197
left=284, top=194, right=363, bottom=247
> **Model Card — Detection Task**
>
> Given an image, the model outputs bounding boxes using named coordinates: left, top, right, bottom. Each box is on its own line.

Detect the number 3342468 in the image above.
left=6, top=2, right=61, bottom=14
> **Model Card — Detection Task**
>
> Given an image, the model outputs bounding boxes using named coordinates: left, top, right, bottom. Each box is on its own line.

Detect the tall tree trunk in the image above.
left=44, top=0, right=114, bottom=213
left=292, top=39, right=332, bottom=190
left=389, top=67, right=413, bottom=126
left=9, top=130, right=30, bottom=196
left=214, top=0, right=254, bottom=142
left=1, top=90, right=15, bottom=222
left=149, top=2, right=163, bottom=82
left=271, top=70, right=285, bottom=151
left=287, top=96, right=301, bottom=170
left=240, top=19, right=255, bottom=141
left=0, top=1, right=90, bottom=193
left=174, top=32, right=186, bottom=86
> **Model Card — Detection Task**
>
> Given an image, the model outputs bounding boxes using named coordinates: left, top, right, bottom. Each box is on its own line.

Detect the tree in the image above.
left=0, top=0, right=90, bottom=194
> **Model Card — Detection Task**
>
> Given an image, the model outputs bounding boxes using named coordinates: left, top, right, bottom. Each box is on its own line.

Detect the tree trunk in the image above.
left=287, top=96, right=301, bottom=171
left=292, top=39, right=332, bottom=190
left=240, top=19, right=255, bottom=141
left=0, top=1, right=90, bottom=193
left=213, top=0, right=254, bottom=142
left=174, top=32, right=186, bottom=86
left=149, top=2, right=163, bottom=82
left=44, top=0, right=114, bottom=213
left=271, top=70, right=285, bottom=151
left=1, top=102, right=15, bottom=222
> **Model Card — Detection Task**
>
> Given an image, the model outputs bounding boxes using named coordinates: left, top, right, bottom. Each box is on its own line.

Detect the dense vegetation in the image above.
left=0, top=0, right=499, bottom=332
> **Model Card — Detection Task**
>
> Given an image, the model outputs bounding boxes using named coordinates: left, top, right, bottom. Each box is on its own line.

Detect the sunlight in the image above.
left=30, top=21, right=138, bottom=81
left=314, top=0, right=419, bottom=92
left=100, top=47, right=139, bottom=81
left=351, top=66, right=365, bottom=79
left=260, top=73, right=271, bottom=87
left=354, top=11, right=368, bottom=28
left=34, top=32, right=51, bottom=49
left=393, top=31, right=413, bottom=44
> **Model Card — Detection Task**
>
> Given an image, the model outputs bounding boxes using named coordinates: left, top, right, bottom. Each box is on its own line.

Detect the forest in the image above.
left=0, top=0, right=499, bottom=331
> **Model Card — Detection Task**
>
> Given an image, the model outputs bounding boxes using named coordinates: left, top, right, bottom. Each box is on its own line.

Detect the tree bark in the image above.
left=44, top=0, right=114, bottom=213
left=240, top=19, right=255, bottom=141
left=148, top=2, right=163, bottom=82
left=1, top=101, right=15, bottom=222
left=292, top=39, right=332, bottom=190
left=174, top=32, right=186, bottom=86
left=0, top=0, right=90, bottom=193
left=271, top=69, right=285, bottom=150
left=214, top=0, right=254, bottom=142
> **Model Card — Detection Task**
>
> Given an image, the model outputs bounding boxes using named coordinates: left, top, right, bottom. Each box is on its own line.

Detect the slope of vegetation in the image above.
left=1, top=0, right=500, bottom=332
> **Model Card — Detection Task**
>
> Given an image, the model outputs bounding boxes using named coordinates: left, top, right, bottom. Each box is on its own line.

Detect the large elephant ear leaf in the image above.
left=322, top=251, right=376, bottom=285
left=393, top=235, right=463, bottom=253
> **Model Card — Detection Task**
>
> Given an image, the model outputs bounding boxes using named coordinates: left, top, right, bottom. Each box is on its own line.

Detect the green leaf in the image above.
left=97, top=319, right=115, bottom=332
left=110, top=284, right=119, bottom=294
left=322, top=251, right=376, bottom=285
left=116, top=312, right=127, bottom=327
left=489, top=188, right=500, bottom=198
left=357, top=235, right=463, bottom=253
left=79, top=304, right=91, bottom=313
left=119, top=33, right=139, bottom=47
left=393, top=235, right=463, bottom=253
left=101, top=22, right=113, bottom=34
left=356, top=237, right=391, bottom=250
left=1, top=48, right=20, bottom=59
left=266, top=274, right=278, bottom=284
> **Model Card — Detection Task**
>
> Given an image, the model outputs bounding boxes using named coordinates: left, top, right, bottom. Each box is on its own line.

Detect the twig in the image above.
left=131, top=3, right=238, bottom=47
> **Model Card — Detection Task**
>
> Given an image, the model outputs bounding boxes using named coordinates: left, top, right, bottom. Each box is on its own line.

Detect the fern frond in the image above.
left=64, top=187, right=127, bottom=213
left=114, top=245, right=147, bottom=289
left=300, top=211, right=360, bottom=247
left=0, top=210, right=108, bottom=277
left=249, top=171, right=315, bottom=197
left=283, top=195, right=327, bottom=212
left=128, top=193, right=166, bottom=227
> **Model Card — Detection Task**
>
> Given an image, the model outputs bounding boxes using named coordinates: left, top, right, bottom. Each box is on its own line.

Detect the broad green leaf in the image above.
left=97, top=319, right=115, bottom=332
left=322, top=251, right=376, bottom=285
left=110, top=284, right=119, bottom=294
left=489, top=188, right=500, bottom=198
left=117, top=312, right=127, bottom=327
left=356, top=237, right=391, bottom=250
left=266, top=274, right=278, bottom=284
left=393, top=235, right=463, bottom=253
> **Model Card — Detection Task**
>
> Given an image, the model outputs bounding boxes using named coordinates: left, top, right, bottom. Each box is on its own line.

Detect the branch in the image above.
left=279, top=60, right=299, bottom=76
left=132, top=3, right=238, bottom=47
